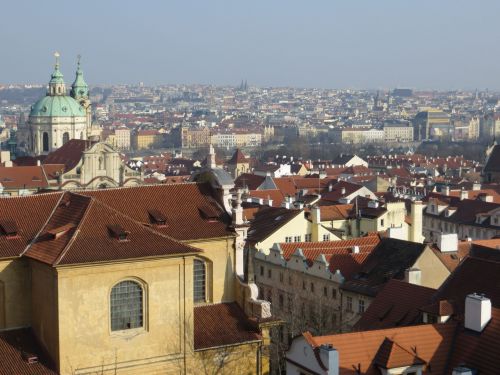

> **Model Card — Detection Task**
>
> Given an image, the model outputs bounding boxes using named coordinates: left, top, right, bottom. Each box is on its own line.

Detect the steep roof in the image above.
left=81, top=183, right=233, bottom=241
left=373, top=337, right=425, bottom=369
left=43, top=139, right=90, bottom=172
left=247, top=206, right=303, bottom=244
left=23, top=192, right=200, bottom=266
left=355, top=279, right=436, bottom=331
left=484, top=144, right=500, bottom=173
left=0, top=166, right=49, bottom=189
left=0, top=328, right=56, bottom=374
left=227, top=149, right=248, bottom=164
left=342, top=238, right=428, bottom=296
left=0, top=193, right=62, bottom=258
left=194, top=303, right=261, bottom=350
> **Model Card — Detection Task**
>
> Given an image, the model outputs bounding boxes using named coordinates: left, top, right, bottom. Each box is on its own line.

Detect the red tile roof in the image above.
left=194, top=303, right=261, bottom=350
left=0, top=328, right=56, bottom=374
left=0, top=166, right=49, bottom=189
left=24, top=192, right=200, bottom=266
left=373, top=337, right=425, bottom=369
left=43, top=139, right=90, bottom=172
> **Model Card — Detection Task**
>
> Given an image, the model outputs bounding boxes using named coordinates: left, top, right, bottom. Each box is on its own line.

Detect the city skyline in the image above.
left=1, top=0, right=500, bottom=90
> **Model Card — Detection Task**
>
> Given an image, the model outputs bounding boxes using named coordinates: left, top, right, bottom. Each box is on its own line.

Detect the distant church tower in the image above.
left=21, top=52, right=91, bottom=156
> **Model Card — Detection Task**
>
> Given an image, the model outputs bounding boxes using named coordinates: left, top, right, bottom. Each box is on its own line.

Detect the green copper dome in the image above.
left=30, top=95, right=85, bottom=117
left=70, top=56, right=89, bottom=99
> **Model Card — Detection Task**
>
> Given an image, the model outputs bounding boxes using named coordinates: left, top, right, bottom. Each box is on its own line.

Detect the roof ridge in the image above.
left=52, top=193, right=94, bottom=265
left=20, top=192, right=66, bottom=257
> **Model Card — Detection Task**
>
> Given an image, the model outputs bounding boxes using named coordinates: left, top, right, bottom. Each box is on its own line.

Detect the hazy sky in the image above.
left=1, top=0, right=500, bottom=89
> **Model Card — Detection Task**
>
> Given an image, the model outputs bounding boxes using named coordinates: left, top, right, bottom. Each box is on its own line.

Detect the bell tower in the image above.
left=70, top=55, right=92, bottom=136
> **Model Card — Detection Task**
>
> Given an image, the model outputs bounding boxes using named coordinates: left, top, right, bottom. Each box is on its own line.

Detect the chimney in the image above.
left=311, top=205, right=321, bottom=242
left=442, top=185, right=450, bottom=196
left=410, top=201, right=423, bottom=243
left=478, top=194, right=493, bottom=203
left=340, top=187, right=346, bottom=196
left=232, top=189, right=243, bottom=225
left=367, top=200, right=379, bottom=209
left=460, top=189, right=468, bottom=201
left=465, top=293, right=491, bottom=332
left=318, top=344, right=339, bottom=375
left=437, top=233, right=458, bottom=252
left=351, top=245, right=360, bottom=254
left=404, top=267, right=421, bottom=285
left=328, top=183, right=333, bottom=192
left=472, top=182, right=481, bottom=191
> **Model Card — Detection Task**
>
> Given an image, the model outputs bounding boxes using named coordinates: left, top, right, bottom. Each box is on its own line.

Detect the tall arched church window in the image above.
left=62, top=132, right=69, bottom=144
left=110, top=280, right=144, bottom=331
left=193, top=259, right=206, bottom=303
left=42, top=132, right=49, bottom=152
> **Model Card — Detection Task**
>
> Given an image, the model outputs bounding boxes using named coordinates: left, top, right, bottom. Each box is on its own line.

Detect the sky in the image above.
left=1, top=0, right=500, bottom=90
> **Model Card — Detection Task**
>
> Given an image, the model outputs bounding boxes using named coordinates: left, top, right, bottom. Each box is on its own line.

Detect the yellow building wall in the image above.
left=414, top=247, right=450, bottom=289
left=30, top=260, right=60, bottom=369
left=0, top=258, right=31, bottom=329
left=54, top=256, right=193, bottom=375
left=190, top=343, right=261, bottom=375
left=185, top=237, right=235, bottom=304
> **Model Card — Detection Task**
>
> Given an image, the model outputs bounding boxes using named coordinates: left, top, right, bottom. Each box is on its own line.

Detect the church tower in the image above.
left=24, top=53, right=89, bottom=156
left=70, top=55, right=92, bottom=135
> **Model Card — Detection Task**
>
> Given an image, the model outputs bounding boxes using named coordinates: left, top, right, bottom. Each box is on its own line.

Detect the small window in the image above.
left=323, top=286, right=328, bottom=297
left=285, top=236, right=292, bottom=243
left=110, top=280, right=143, bottom=331
left=323, top=234, right=330, bottom=241
left=42, top=132, right=49, bottom=152
left=279, top=272, right=284, bottom=283
left=302, top=280, right=306, bottom=290
left=62, top=132, right=70, bottom=145
left=279, top=294, right=284, bottom=309
left=294, top=235, right=301, bottom=242
left=346, top=296, right=353, bottom=312
left=332, top=288, right=337, bottom=299
left=380, top=219, right=384, bottom=226
left=358, top=299, right=365, bottom=314
left=260, top=266, right=264, bottom=277
left=310, top=282, right=315, bottom=293
left=268, top=269, right=272, bottom=279
left=305, top=234, right=312, bottom=242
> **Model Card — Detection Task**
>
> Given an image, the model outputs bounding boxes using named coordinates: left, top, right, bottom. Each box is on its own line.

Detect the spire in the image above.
left=48, top=52, right=66, bottom=96
left=71, top=54, right=89, bottom=100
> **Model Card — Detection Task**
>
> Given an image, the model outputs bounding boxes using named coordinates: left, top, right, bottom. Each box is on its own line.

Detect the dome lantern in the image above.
left=48, top=52, right=66, bottom=96
left=70, top=54, right=89, bottom=101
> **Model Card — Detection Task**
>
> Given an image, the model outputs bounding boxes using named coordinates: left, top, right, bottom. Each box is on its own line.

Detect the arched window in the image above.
left=62, top=132, right=70, bottom=144
left=193, top=259, right=206, bottom=303
left=42, top=132, right=49, bottom=152
left=110, top=280, right=143, bottom=331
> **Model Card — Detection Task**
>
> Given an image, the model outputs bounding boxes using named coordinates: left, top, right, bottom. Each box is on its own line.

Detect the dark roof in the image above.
left=246, top=206, right=303, bottom=244
left=332, top=154, right=356, bottom=165
left=354, top=279, right=435, bottom=331
left=484, top=144, right=500, bottom=173
left=194, top=303, right=261, bottom=350
left=341, top=238, right=428, bottom=296
left=234, top=173, right=265, bottom=190
left=0, top=328, right=56, bottom=374
left=43, top=139, right=90, bottom=172
left=228, top=149, right=248, bottom=164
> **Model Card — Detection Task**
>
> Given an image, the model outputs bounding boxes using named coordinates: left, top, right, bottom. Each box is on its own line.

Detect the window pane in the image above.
left=194, top=259, right=206, bottom=303
left=110, top=281, right=143, bottom=331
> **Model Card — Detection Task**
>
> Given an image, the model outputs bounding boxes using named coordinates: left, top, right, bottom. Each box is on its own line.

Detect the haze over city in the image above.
left=2, top=0, right=500, bottom=89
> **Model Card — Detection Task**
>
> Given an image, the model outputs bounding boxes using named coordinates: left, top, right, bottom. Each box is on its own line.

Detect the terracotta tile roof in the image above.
left=0, top=193, right=62, bottom=258
left=0, top=328, right=56, bottom=374
left=80, top=183, right=233, bottom=241
left=321, top=181, right=364, bottom=203
left=248, top=189, right=284, bottom=207
left=355, top=280, right=435, bottom=331
left=43, top=139, right=90, bottom=172
left=227, top=148, right=249, bottom=164
left=305, top=323, right=457, bottom=375
left=194, top=303, right=261, bottom=350
left=280, top=236, right=380, bottom=278
left=373, top=337, right=425, bottom=369
left=0, top=166, right=49, bottom=189
left=234, top=173, right=265, bottom=190
left=24, top=192, right=200, bottom=266
left=318, top=204, right=354, bottom=221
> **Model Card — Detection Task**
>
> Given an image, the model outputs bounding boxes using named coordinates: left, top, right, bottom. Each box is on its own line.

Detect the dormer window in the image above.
left=0, top=219, right=18, bottom=238
left=107, top=224, right=129, bottom=241
left=148, top=209, right=167, bottom=227
left=47, top=224, right=75, bottom=240
left=199, top=205, right=219, bottom=222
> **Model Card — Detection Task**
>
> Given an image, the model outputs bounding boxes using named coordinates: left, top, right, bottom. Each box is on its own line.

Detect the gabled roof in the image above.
left=234, top=173, right=266, bottom=190
left=247, top=206, right=303, bottom=244
left=81, top=183, right=232, bottom=241
left=0, top=166, right=49, bottom=189
left=355, top=279, right=435, bottom=331
left=374, top=337, right=425, bottom=369
left=0, top=193, right=62, bottom=258
left=342, top=238, right=428, bottom=296
left=227, top=149, right=248, bottom=164
left=303, top=323, right=456, bottom=375
left=43, top=139, right=90, bottom=172
left=194, top=303, right=261, bottom=350
left=23, top=192, right=200, bottom=266
left=484, top=144, right=500, bottom=173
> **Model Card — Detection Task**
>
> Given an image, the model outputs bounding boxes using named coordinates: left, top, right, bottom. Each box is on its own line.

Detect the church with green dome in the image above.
left=18, top=53, right=97, bottom=156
